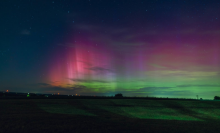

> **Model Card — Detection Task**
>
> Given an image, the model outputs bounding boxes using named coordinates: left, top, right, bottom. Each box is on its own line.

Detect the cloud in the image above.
left=146, top=70, right=219, bottom=77
left=37, top=84, right=87, bottom=94
left=139, top=87, right=174, bottom=91
left=37, top=83, right=51, bottom=86
left=77, top=60, right=92, bottom=66
left=28, top=83, right=51, bottom=87
left=113, top=87, right=174, bottom=96
left=41, top=86, right=77, bottom=94
left=69, top=85, right=87, bottom=90
left=75, top=24, right=148, bottom=46
left=85, top=66, right=113, bottom=72
left=149, top=64, right=167, bottom=68
left=177, top=84, right=220, bottom=87
left=71, top=78, right=110, bottom=83
left=20, top=29, right=30, bottom=35
left=114, top=87, right=173, bottom=94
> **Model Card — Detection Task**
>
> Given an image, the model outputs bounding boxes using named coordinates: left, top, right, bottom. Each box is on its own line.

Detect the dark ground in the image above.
left=0, top=99, right=220, bottom=133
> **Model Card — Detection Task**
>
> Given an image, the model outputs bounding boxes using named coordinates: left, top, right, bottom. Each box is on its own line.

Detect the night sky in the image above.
left=0, top=0, right=220, bottom=99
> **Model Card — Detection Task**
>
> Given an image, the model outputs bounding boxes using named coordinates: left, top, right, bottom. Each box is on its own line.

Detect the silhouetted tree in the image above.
left=115, top=93, right=123, bottom=97
left=214, top=96, right=220, bottom=100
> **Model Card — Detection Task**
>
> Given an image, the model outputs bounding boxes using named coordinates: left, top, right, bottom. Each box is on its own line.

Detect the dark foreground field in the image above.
left=1, top=99, right=220, bottom=133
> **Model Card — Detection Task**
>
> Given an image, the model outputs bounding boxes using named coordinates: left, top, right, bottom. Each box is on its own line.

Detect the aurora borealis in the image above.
left=0, top=0, right=220, bottom=99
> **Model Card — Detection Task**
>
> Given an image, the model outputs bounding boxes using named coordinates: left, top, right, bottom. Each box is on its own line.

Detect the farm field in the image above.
left=1, top=99, right=220, bottom=133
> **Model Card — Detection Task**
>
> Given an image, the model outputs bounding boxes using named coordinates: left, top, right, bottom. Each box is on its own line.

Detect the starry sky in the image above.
left=0, top=0, right=220, bottom=99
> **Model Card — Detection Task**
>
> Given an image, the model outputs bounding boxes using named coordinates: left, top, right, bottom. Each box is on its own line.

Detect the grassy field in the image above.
left=1, top=99, right=220, bottom=133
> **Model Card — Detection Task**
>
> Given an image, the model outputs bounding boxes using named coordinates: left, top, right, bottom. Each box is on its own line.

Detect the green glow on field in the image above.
left=191, top=108, right=220, bottom=120
left=99, top=106, right=201, bottom=121
left=35, top=99, right=220, bottom=122
left=80, top=99, right=220, bottom=121
left=37, top=103, right=96, bottom=116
